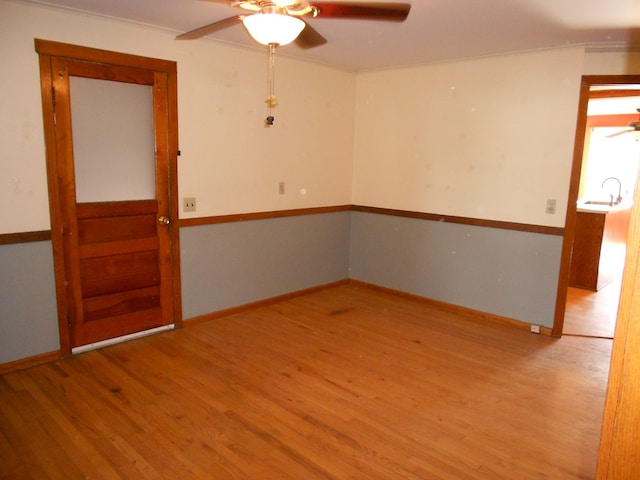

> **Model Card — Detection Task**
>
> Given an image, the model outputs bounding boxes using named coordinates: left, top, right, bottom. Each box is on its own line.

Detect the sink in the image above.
left=583, top=200, right=613, bottom=206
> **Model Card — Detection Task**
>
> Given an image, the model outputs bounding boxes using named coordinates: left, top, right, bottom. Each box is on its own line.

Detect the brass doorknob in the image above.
left=158, top=216, right=170, bottom=225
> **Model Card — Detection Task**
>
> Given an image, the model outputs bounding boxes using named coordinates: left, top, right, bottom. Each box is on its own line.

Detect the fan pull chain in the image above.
left=265, top=43, right=278, bottom=127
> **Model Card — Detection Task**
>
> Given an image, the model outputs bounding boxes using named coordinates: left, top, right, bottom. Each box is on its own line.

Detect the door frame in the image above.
left=35, top=39, right=182, bottom=355
left=552, top=74, right=640, bottom=336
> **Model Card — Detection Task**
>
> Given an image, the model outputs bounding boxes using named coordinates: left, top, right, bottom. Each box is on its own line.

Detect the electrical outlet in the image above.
left=183, top=197, right=196, bottom=212
left=545, top=199, right=556, bottom=214
left=530, top=324, right=541, bottom=334
left=278, top=182, right=285, bottom=195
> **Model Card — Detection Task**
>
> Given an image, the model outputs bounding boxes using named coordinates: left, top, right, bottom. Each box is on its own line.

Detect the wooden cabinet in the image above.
left=569, top=203, right=632, bottom=291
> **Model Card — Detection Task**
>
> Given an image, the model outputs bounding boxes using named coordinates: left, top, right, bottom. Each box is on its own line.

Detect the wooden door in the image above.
left=36, top=40, right=181, bottom=352
left=595, top=149, right=640, bottom=479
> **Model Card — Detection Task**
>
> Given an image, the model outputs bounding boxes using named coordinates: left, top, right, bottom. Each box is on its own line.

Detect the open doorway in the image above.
left=553, top=75, right=640, bottom=338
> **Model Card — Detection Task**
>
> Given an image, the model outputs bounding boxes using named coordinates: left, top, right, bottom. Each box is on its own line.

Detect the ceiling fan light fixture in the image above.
left=242, top=12, right=305, bottom=46
left=272, top=0, right=300, bottom=7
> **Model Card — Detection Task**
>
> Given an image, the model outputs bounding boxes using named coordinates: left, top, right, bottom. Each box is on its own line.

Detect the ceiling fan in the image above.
left=175, top=1, right=412, bottom=48
left=176, top=1, right=411, bottom=126
left=607, top=108, right=640, bottom=138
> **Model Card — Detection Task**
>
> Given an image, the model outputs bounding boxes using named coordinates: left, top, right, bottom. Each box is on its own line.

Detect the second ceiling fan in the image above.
left=607, top=109, right=640, bottom=138
left=176, top=1, right=412, bottom=47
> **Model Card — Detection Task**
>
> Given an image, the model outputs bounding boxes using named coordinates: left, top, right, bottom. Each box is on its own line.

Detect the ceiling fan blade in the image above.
left=203, top=0, right=261, bottom=11
left=606, top=128, right=634, bottom=138
left=176, top=15, right=243, bottom=40
left=308, top=2, right=411, bottom=21
left=295, top=20, right=328, bottom=49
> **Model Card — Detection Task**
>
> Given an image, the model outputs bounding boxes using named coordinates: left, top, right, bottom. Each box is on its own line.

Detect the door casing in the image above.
left=553, top=75, right=640, bottom=337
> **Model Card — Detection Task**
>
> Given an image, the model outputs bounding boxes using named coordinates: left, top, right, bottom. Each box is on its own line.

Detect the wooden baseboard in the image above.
left=347, top=279, right=553, bottom=336
left=0, top=350, right=62, bottom=375
left=1, top=279, right=550, bottom=374
left=185, top=278, right=552, bottom=336
left=183, top=279, right=352, bottom=326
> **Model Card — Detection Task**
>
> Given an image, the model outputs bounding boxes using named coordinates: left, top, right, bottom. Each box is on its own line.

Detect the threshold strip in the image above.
left=71, top=324, right=175, bottom=355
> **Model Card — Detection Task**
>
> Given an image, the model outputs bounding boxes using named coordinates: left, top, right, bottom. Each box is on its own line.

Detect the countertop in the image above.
left=576, top=200, right=633, bottom=214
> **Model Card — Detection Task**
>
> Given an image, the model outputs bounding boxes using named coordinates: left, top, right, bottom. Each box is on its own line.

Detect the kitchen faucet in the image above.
left=601, top=177, right=623, bottom=205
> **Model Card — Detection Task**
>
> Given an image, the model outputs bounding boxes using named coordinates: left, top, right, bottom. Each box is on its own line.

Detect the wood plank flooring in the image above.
left=563, top=277, right=620, bottom=338
left=0, top=284, right=612, bottom=479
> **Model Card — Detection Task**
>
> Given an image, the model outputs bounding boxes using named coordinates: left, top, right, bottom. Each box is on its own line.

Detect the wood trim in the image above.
left=587, top=114, right=638, bottom=128
left=0, top=272, right=554, bottom=375
left=0, top=351, right=61, bottom=376
left=179, top=205, right=352, bottom=227
left=348, top=279, right=553, bottom=336
left=1, top=271, right=552, bottom=374
left=553, top=78, right=592, bottom=337
left=352, top=205, right=564, bottom=235
left=38, top=49, right=72, bottom=355
left=180, top=204, right=563, bottom=236
left=0, top=204, right=568, bottom=244
left=585, top=76, right=640, bottom=89
left=34, top=39, right=176, bottom=74
left=589, top=89, right=640, bottom=99
left=0, top=231, right=51, bottom=245
left=553, top=74, right=640, bottom=338
left=184, top=277, right=552, bottom=335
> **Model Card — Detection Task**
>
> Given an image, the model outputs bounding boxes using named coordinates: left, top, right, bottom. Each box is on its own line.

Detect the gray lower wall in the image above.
left=1, top=209, right=564, bottom=365
left=349, top=212, right=563, bottom=328
left=180, top=211, right=352, bottom=320
left=0, top=241, right=60, bottom=364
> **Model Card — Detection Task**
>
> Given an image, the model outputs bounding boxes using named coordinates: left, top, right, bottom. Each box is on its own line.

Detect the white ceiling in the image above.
left=589, top=96, right=640, bottom=115
left=24, top=0, right=640, bottom=71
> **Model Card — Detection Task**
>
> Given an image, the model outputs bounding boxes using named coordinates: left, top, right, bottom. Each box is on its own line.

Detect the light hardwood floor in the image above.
left=0, top=284, right=612, bottom=479
left=563, top=277, right=620, bottom=338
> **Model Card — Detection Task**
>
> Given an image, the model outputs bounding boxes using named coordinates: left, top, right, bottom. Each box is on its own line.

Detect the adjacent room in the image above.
left=2, top=0, right=640, bottom=478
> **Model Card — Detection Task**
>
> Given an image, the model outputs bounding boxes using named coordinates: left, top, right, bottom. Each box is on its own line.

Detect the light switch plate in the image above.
left=546, top=199, right=556, bottom=214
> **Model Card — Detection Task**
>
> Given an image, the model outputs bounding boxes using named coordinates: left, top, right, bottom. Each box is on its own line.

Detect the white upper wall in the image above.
left=352, top=48, right=585, bottom=227
left=2, top=0, right=639, bottom=234
left=583, top=50, right=640, bottom=75
left=351, top=48, right=640, bottom=228
left=0, top=0, right=356, bottom=234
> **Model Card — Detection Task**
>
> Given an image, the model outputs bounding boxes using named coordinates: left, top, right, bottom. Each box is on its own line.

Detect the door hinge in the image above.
left=67, top=312, right=72, bottom=331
